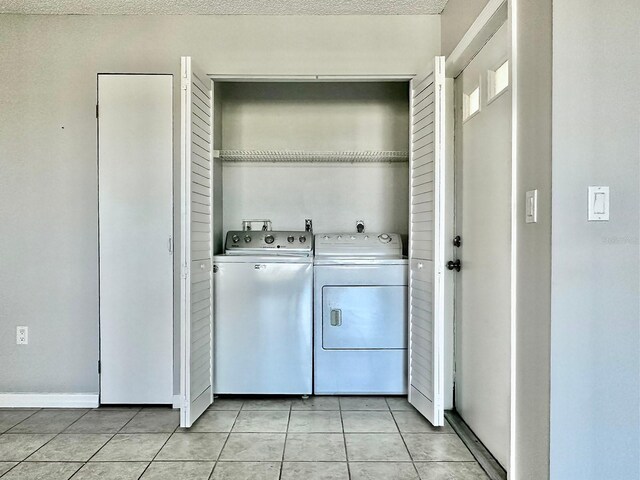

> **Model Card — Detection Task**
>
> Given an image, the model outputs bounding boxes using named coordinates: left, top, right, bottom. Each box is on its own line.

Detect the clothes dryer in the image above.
left=314, top=233, right=408, bottom=394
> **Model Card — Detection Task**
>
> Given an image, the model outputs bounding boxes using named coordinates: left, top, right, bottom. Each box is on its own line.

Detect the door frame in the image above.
left=195, top=72, right=455, bottom=417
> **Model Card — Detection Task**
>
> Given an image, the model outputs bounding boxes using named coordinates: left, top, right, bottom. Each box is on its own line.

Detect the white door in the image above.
left=454, top=22, right=511, bottom=468
left=408, top=56, right=451, bottom=426
left=98, top=74, right=173, bottom=404
left=180, top=57, right=215, bottom=427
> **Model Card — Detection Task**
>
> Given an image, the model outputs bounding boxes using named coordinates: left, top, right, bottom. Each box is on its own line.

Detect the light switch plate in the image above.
left=588, top=186, right=609, bottom=221
left=525, top=190, right=538, bottom=224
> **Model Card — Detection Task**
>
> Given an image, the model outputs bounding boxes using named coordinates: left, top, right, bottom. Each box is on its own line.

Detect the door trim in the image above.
left=445, top=0, right=508, bottom=78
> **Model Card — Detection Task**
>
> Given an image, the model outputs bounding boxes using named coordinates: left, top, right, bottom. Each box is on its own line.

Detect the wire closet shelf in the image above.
left=218, top=150, right=409, bottom=164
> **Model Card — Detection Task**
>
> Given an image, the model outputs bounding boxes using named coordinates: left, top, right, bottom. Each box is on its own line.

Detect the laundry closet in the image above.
left=176, top=57, right=450, bottom=429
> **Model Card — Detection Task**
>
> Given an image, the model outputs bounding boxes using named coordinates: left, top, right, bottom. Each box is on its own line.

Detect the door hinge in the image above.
left=95, top=104, right=99, bottom=119
left=181, top=263, right=189, bottom=279
left=97, top=360, right=101, bottom=374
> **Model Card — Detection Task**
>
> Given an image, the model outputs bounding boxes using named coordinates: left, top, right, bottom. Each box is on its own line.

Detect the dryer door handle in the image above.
left=330, top=309, right=342, bottom=327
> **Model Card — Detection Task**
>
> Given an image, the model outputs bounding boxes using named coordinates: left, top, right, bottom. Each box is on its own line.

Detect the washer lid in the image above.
left=314, top=233, right=403, bottom=258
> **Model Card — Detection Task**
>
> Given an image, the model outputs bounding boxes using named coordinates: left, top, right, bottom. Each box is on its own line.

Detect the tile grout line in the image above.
left=69, top=430, right=118, bottom=477
left=10, top=407, right=94, bottom=479
left=277, top=402, right=292, bottom=480
left=338, top=398, right=352, bottom=480
left=386, top=399, right=424, bottom=479
left=210, top=403, right=242, bottom=476
left=70, top=408, right=144, bottom=474
left=1, top=407, right=41, bottom=433
left=388, top=398, right=421, bottom=478
left=0, top=408, right=84, bottom=479
left=0, top=462, right=19, bottom=479
left=136, top=420, right=181, bottom=480
left=116, top=407, right=144, bottom=433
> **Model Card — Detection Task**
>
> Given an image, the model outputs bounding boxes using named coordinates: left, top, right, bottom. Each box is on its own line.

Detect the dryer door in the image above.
left=323, top=286, right=407, bottom=350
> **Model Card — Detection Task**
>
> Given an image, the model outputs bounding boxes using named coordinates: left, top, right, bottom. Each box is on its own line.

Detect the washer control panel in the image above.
left=225, top=230, right=313, bottom=254
left=315, top=232, right=403, bottom=257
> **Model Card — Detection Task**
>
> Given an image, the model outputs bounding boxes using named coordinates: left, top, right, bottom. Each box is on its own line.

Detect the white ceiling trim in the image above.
left=0, top=0, right=449, bottom=15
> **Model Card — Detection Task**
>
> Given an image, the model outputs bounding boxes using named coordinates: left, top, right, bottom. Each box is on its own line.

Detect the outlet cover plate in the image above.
left=16, top=326, right=28, bottom=345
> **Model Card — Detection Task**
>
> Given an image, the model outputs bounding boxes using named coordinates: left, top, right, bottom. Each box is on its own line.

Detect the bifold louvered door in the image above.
left=408, top=56, right=447, bottom=427
left=180, top=57, right=214, bottom=427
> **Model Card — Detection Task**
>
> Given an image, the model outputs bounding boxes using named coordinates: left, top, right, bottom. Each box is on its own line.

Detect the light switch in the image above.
left=588, top=186, right=609, bottom=221
left=593, top=193, right=606, bottom=214
left=525, top=190, right=538, bottom=224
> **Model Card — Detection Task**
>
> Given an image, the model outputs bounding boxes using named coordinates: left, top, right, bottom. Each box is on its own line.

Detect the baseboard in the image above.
left=0, top=393, right=99, bottom=408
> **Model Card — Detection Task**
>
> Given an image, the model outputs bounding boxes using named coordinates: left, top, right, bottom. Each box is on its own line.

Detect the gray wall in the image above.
left=550, top=1, right=640, bottom=478
left=0, top=14, right=440, bottom=395
left=441, top=0, right=491, bottom=57
left=512, top=0, right=553, bottom=478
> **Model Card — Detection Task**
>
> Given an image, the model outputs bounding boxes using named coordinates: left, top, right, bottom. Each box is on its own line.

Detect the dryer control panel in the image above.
left=314, top=233, right=403, bottom=258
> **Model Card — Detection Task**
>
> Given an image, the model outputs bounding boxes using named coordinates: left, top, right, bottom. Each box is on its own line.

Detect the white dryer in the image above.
left=314, top=233, right=408, bottom=395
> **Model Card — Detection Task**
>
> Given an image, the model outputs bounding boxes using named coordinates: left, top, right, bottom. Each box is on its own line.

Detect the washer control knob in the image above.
left=323, top=235, right=330, bottom=239
left=244, top=235, right=252, bottom=243
left=350, top=235, right=356, bottom=240
left=232, top=234, right=240, bottom=243
left=378, top=233, right=392, bottom=243
left=299, top=235, right=307, bottom=243
left=287, top=235, right=295, bottom=243
left=265, top=235, right=275, bottom=244
left=337, top=235, right=343, bottom=240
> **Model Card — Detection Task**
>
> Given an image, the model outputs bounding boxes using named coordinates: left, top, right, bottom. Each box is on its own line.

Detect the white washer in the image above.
left=314, top=233, right=408, bottom=395
left=214, top=230, right=313, bottom=395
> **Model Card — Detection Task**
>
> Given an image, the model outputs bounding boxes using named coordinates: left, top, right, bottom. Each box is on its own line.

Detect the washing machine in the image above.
left=214, top=229, right=313, bottom=395
left=313, top=232, right=408, bottom=395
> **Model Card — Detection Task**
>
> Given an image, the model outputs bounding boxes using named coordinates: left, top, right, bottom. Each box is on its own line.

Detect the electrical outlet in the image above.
left=16, top=326, right=28, bottom=345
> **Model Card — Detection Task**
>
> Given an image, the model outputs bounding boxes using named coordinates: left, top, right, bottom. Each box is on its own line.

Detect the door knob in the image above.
left=446, top=259, right=461, bottom=272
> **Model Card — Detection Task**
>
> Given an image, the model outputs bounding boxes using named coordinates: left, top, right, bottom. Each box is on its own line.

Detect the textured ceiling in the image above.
left=0, top=0, right=448, bottom=15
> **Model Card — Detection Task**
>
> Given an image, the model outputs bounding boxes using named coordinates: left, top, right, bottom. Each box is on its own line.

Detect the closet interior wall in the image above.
left=214, top=81, right=411, bottom=240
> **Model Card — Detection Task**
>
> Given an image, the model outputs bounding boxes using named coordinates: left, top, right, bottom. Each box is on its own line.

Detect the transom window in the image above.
left=488, top=60, right=509, bottom=101
left=463, top=86, right=481, bottom=121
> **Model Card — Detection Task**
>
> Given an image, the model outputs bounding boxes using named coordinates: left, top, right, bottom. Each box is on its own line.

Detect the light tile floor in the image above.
left=0, top=397, right=489, bottom=479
